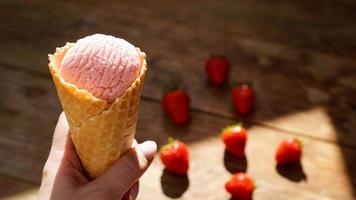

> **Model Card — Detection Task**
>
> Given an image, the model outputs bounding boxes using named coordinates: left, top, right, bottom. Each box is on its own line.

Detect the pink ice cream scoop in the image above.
left=59, top=34, right=141, bottom=103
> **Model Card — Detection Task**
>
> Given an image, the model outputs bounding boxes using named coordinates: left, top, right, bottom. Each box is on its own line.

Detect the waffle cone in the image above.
left=48, top=43, right=147, bottom=179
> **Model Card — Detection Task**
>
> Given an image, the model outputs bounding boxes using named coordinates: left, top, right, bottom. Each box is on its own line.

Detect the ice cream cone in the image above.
left=48, top=43, right=147, bottom=179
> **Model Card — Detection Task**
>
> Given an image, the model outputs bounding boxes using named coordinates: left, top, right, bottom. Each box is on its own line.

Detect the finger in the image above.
left=39, top=112, right=73, bottom=199
left=122, top=182, right=139, bottom=200
left=51, top=112, right=70, bottom=152
left=45, top=112, right=70, bottom=164
left=131, top=139, right=138, bottom=148
left=46, top=112, right=83, bottom=172
left=87, top=141, right=156, bottom=199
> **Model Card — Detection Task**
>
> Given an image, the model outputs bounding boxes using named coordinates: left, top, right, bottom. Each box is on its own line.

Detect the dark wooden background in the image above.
left=0, top=0, right=355, bottom=199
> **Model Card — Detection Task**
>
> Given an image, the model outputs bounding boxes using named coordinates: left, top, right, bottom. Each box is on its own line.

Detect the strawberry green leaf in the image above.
left=222, top=122, right=244, bottom=133
left=160, top=137, right=176, bottom=153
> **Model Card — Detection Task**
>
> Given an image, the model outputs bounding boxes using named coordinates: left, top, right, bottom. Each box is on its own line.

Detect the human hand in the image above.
left=38, top=113, right=157, bottom=200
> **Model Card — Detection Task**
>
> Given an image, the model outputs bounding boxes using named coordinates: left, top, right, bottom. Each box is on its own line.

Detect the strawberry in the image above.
left=162, top=89, right=190, bottom=125
left=276, top=138, right=302, bottom=164
left=225, top=172, right=255, bottom=200
left=231, top=83, right=254, bottom=116
left=221, top=123, right=247, bottom=158
left=160, top=138, right=189, bottom=175
left=205, top=55, right=230, bottom=86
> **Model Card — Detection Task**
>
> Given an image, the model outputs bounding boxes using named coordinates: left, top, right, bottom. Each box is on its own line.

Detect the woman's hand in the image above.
left=38, top=113, right=157, bottom=200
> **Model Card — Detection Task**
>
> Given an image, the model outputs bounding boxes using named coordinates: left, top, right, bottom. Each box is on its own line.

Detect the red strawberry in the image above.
left=225, top=172, right=255, bottom=200
left=160, top=139, right=189, bottom=175
left=232, top=83, right=254, bottom=116
left=221, top=123, right=247, bottom=157
left=205, top=55, right=230, bottom=86
left=162, top=89, right=190, bottom=125
left=276, top=138, right=302, bottom=164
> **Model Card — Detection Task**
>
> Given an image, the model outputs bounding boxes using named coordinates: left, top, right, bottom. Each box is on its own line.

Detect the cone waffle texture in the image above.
left=48, top=43, right=147, bottom=179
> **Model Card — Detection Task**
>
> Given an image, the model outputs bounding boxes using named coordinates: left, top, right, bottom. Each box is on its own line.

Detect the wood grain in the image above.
left=0, top=175, right=37, bottom=200
left=0, top=67, right=355, bottom=199
left=1, top=0, right=356, bottom=58
left=0, top=0, right=355, bottom=147
left=0, top=0, right=355, bottom=199
left=139, top=125, right=356, bottom=200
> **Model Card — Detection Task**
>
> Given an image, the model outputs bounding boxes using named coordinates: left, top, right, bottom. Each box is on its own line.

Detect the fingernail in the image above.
left=136, top=141, right=157, bottom=160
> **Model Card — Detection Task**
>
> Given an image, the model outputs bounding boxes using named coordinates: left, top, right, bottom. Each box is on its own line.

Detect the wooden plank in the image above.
left=142, top=40, right=356, bottom=147
left=0, top=174, right=38, bottom=200
left=96, top=0, right=356, bottom=59
left=2, top=0, right=356, bottom=72
left=0, top=0, right=356, bottom=147
left=0, top=1, right=355, bottom=198
left=1, top=0, right=356, bottom=58
left=1, top=100, right=355, bottom=199
left=136, top=100, right=356, bottom=200
left=0, top=68, right=355, bottom=199
left=138, top=125, right=356, bottom=200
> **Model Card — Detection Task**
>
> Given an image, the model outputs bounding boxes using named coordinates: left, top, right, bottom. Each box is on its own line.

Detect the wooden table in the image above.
left=1, top=0, right=356, bottom=199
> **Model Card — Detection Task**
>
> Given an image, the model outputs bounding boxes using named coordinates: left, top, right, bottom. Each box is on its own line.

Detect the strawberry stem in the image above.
left=160, top=137, right=176, bottom=153
left=236, top=121, right=243, bottom=127
left=168, top=137, right=175, bottom=144
left=222, top=122, right=244, bottom=133
left=296, top=138, right=303, bottom=148
left=253, top=180, right=257, bottom=189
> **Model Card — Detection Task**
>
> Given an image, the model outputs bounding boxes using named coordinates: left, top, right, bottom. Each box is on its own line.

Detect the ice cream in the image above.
left=48, top=34, right=147, bottom=178
left=59, top=34, right=141, bottom=103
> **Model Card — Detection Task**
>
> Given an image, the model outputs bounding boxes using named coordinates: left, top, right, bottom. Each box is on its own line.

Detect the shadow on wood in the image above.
left=276, top=162, right=307, bottom=182
left=223, top=150, right=248, bottom=174
left=162, top=115, right=192, bottom=138
left=160, top=169, right=189, bottom=198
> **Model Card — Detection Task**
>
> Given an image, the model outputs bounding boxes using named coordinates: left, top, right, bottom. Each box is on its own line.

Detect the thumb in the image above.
left=85, top=141, right=157, bottom=199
